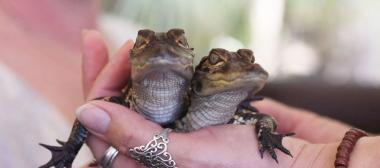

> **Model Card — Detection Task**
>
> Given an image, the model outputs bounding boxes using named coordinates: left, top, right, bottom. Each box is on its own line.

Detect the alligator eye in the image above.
left=208, top=53, right=225, bottom=66
left=167, top=29, right=190, bottom=48
left=134, top=38, right=149, bottom=49
left=134, top=29, right=155, bottom=49
left=237, top=49, right=255, bottom=63
left=176, top=37, right=189, bottom=48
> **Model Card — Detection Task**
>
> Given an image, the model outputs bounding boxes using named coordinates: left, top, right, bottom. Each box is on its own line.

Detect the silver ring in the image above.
left=100, top=146, right=119, bottom=168
left=129, top=128, right=177, bottom=168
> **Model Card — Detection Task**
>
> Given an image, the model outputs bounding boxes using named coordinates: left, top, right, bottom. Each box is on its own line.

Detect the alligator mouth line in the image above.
left=193, top=73, right=267, bottom=96
left=204, top=72, right=268, bottom=84
left=134, top=66, right=192, bottom=84
left=133, top=61, right=193, bottom=83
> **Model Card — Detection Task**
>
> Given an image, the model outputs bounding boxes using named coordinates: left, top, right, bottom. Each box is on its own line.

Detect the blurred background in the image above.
left=0, top=0, right=379, bottom=166
left=100, top=0, right=380, bottom=132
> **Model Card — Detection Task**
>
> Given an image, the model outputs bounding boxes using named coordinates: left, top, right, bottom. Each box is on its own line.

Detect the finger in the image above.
left=76, top=101, right=164, bottom=167
left=86, top=135, right=140, bottom=168
left=87, top=40, right=134, bottom=100
left=81, top=30, right=109, bottom=98
left=81, top=38, right=134, bottom=167
left=77, top=101, right=162, bottom=150
left=252, top=98, right=351, bottom=143
left=76, top=100, right=212, bottom=167
left=77, top=100, right=338, bottom=167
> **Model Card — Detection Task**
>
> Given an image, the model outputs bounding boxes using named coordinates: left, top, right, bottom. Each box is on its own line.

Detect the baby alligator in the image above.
left=176, top=48, right=294, bottom=162
left=39, top=29, right=194, bottom=168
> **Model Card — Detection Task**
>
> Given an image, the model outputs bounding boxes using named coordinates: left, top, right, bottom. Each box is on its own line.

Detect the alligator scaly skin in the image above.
left=39, top=29, right=194, bottom=167
left=178, top=90, right=248, bottom=131
left=175, top=48, right=293, bottom=162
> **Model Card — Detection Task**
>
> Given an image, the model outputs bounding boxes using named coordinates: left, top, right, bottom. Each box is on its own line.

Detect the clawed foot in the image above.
left=39, top=139, right=73, bottom=168
left=258, top=128, right=295, bottom=163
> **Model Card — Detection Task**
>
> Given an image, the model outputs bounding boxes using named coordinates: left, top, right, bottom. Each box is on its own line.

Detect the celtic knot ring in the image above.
left=129, top=128, right=177, bottom=168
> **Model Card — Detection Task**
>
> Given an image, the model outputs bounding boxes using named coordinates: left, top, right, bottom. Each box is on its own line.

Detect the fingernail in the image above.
left=76, top=103, right=110, bottom=134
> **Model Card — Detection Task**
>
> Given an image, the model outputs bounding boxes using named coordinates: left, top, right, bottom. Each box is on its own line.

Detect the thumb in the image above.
left=76, top=100, right=163, bottom=154
left=252, top=98, right=350, bottom=143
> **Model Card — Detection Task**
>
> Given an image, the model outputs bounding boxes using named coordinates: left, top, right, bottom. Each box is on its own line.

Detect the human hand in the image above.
left=79, top=30, right=380, bottom=168
left=252, top=99, right=352, bottom=143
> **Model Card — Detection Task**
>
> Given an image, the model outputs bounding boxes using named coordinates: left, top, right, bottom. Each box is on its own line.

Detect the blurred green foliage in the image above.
left=102, top=0, right=251, bottom=63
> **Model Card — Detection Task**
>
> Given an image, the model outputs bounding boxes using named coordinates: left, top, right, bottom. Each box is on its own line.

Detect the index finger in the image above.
left=87, top=40, right=134, bottom=100
left=81, top=30, right=109, bottom=98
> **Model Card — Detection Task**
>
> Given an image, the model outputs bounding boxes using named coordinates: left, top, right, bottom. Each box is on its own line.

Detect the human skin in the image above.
left=0, top=0, right=98, bottom=121
left=78, top=30, right=380, bottom=168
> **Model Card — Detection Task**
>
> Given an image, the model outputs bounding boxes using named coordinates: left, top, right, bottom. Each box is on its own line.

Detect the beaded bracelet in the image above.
left=335, top=128, right=368, bottom=168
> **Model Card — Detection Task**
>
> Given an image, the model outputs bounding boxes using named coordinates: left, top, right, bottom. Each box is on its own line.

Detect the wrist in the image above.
left=289, top=141, right=337, bottom=168
left=348, top=136, right=380, bottom=168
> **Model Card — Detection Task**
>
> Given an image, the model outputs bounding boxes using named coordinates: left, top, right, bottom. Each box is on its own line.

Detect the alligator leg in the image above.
left=229, top=102, right=294, bottom=163
left=39, top=96, right=127, bottom=168
left=236, top=95, right=263, bottom=112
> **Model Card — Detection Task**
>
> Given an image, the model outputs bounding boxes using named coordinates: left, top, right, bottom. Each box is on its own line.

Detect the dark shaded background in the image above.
left=261, top=80, right=380, bottom=133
